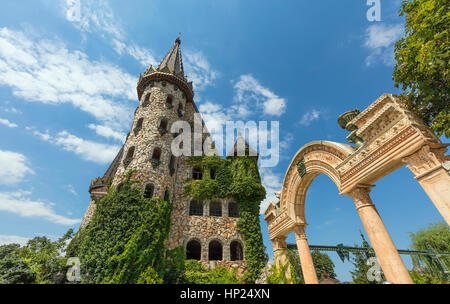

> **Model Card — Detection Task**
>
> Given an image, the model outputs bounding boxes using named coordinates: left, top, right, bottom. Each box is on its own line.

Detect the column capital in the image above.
left=348, top=185, right=375, bottom=210
left=271, top=235, right=287, bottom=251
left=293, top=224, right=308, bottom=240
left=402, top=144, right=450, bottom=179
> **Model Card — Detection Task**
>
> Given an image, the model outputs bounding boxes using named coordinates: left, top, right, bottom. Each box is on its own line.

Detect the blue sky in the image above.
left=0, top=0, right=446, bottom=282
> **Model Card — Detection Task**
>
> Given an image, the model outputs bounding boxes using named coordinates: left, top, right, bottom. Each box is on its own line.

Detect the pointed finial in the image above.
left=175, top=32, right=181, bottom=44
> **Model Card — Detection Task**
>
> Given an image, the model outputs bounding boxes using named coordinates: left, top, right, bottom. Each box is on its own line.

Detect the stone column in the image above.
left=293, top=225, right=319, bottom=284
left=350, top=186, right=413, bottom=284
left=271, top=236, right=291, bottom=281
left=402, top=145, right=450, bottom=224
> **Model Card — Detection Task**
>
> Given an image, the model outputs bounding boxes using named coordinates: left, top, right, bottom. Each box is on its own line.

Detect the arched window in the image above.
left=144, top=183, right=154, bottom=199
left=192, top=167, right=202, bottom=180
left=210, top=168, right=216, bottom=179
left=163, top=188, right=170, bottom=202
left=143, top=94, right=150, bottom=107
left=169, top=155, right=176, bottom=175
left=159, top=119, right=168, bottom=133
left=228, top=202, right=239, bottom=218
left=177, top=103, right=184, bottom=117
left=209, top=201, right=222, bottom=217
left=189, top=200, right=203, bottom=216
left=186, top=240, right=201, bottom=260
left=166, top=95, right=173, bottom=108
left=152, top=148, right=161, bottom=160
left=230, top=241, right=244, bottom=261
left=126, top=146, right=135, bottom=159
left=208, top=240, right=223, bottom=261
left=136, top=118, right=144, bottom=129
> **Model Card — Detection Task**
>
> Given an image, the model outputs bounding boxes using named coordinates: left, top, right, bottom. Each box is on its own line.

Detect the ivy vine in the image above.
left=184, top=155, right=267, bottom=283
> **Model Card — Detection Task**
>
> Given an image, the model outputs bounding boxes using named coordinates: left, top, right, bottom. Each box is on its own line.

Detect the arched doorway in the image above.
left=208, top=240, right=223, bottom=261
left=186, top=239, right=201, bottom=260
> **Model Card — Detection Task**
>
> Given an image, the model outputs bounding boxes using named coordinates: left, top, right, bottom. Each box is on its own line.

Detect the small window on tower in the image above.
left=152, top=148, right=161, bottom=161
left=143, top=94, right=150, bottom=107
left=166, top=95, right=173, bottom=108
left=136, top=118, right=143, bottom=129
left=159, top=119, right=169, bottom=134
left=144, top=183, right=154, bottom=199
left=177, top=103, right=184, bottom=117
left=126, top=146, right=135, bottom=159
left=192, top=167, right=202, bottom=180
left=169, top=155, right=176, bottom=175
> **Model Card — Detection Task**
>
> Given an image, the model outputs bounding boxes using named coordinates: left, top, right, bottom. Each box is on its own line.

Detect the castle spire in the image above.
left=157, top=35, right=184, bottom=76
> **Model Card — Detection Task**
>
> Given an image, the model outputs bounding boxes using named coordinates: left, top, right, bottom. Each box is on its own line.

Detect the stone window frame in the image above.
left=150, top=147, right=162, bottom=168
left=166, top=94, right=174, bottom=109
left=209, top=200, right=222, bottom=217
left=168, top=154, right=176, bottom=176
left=229, top=239, right=245, bottom=261
left=134, top=117, right=144, bottom=135
left=188, top=199, right=204, bottom=216
left=192, top=167, right=203, bottom=180
left=143, top=182, right=155, bottom=199
left=184, top=237, right=204, bottom=260
left=207, top=237, right=225, bottom=261
left=123, top=146, right=135, bottom=168
left=227, top=201, right=239, bottom=218
left=177, top=102, right=184, bottom=117
left=158, top=117, right=170, bottom=135
left=142, top=93, right=151, bottom=107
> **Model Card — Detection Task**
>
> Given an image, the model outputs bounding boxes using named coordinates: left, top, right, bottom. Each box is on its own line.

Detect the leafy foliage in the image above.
left=184, top=155, right=267, bottom=283
left=349, top=232, right=385, bottom=284
left=409, top=221, right=450, bottom=283
left=183, top=260, right=241, bottom=284
left=67, top=172, right=175, bottom=284
left=0, top=230, right=74, bottom=284
left=267, top=249, right=336, bottom=284
left=393, top=0, right=449, bottom=137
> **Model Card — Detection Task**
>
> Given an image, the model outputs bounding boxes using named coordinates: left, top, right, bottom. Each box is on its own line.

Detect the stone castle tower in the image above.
left=81, top=37, right=252, bottom=272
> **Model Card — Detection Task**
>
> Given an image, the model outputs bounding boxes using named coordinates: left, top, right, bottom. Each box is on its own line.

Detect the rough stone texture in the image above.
left=80, top=39, right=246, bottom=271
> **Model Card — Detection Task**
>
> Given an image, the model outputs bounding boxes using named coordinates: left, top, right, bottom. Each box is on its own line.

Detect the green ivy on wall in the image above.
left=184, top=155, right=267, bottom=283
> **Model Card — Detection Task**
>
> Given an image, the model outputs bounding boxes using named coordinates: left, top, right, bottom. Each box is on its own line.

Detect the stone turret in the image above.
left=80, top=38, right=249, bottom=274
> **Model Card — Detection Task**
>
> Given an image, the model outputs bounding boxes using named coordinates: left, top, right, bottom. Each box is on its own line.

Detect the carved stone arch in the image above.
left=280, top=141, right=354, bottom=224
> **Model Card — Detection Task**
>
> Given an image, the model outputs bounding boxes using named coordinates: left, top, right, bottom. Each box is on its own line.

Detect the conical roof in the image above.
left=157, top=36, right=184, bottom=76
left=226, top=131, right=258, bottom=158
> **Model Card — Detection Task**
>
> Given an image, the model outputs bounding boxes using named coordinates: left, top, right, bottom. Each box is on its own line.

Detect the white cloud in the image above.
left=0, top=234, right=30, bottom=246
left=233, top=74, right=286, bottom=117
left=259, top=168, right=283, bottom=214
left=299, top=110, right=321, bottom=126
left=0, top=150, right=34, bottom=185
left=64, top=184, right=78, bottom=196
left=33, top=129, right=120, bottom=164
left=0, top=190, right=80, bottom=225
left=88, top=123, right=126, bottom=142
left=0, top=27, right=136, bottom=136
left=0, top=118, right=17, bottom=128
left=364, top=23, right=403, bottom=67
left=184, top=50, right=219, bottom=91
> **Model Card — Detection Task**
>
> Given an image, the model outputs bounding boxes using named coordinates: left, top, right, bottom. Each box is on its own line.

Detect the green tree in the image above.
left=0, top=244, right=35, bottom=284
left=350, top=233, right=385, bottom=284
left=392, top=0, right=449, bottom=137
left=409, top=221, right=450, bottom=283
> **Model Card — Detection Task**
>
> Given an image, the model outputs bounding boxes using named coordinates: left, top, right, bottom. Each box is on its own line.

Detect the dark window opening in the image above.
left=159, top=119, right=168, bottom=131
left=177, top=103, right=184, bottom=117
left=230, top=241, right=244, bottom=261
left=189, top=200, right=203, bottom=216
left=152, top=148, right=161, bottom=160
left=208, top=241, right=223, bottom=261
left=169, top=155, right=176, bottom=175
left=143, top=94, right=150, bottom=106
left=192, top=167, right=202, bottom=180
left=164, top=189, right=170, bottom=202
left=186, top=240, right=201, bottom=260
left=126, top=146, right=135, bottom=159
left=228, top=202, right=239, bottom=218
left=136, top=118, right=144, bottom=129
left=210, top=168, right=216, bottom=179
left=209, top=201, right=222, bottom=217
left=144, top=184, right=154, bottom=199
left=166, top=95, right=173, bottom=106
left=117, top=183, right=124, bottom=192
